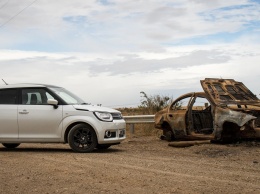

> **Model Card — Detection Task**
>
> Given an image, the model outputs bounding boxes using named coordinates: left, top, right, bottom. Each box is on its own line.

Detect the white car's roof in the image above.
left=0, top=83, right=60, bottom=89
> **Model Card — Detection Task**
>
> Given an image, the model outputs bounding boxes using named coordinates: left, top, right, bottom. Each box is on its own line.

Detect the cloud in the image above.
left=0, top=43, right=259, bottom=107
left=89, top=50, right=231, bottom=75
left=0, top=0, right=259, bottom=52
left=0, top=48, right=232, bottom=78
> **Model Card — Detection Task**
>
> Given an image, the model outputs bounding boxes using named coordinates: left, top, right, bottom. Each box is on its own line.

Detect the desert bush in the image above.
left=116, top=92, right=172, bottom=137
left=138, top=91, right=172, bottom=114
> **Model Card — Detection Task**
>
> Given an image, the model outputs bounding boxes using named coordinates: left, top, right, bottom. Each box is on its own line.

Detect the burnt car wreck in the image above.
left=155, top=78, right=260, bottom=142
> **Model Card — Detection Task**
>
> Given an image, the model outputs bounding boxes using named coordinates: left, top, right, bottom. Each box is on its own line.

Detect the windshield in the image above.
left=49, top=87, right=87, bottom=105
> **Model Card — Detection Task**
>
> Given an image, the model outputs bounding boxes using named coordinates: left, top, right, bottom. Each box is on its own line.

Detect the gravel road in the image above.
left=0, top=136, right=259, bottom=194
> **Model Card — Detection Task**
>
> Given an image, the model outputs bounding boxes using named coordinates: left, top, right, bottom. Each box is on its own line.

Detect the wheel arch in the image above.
left=161, top=121, right=175, bottom=141
left=161, top=121, right=173, bottom=131
left=64, top=122, right=96, bottom=143
left=220, top=121, right=240, bottom=142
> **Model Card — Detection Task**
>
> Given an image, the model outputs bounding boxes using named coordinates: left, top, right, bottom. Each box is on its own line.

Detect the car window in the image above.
left=22, top=88, right=56, bottom=105
left=192, top=97, right=211, bottom=110
left=49, top=87, right=85, bottom=105
left=0, top=89, right=17, bottom=104
left=56, top=92, right=78, bottom=104
left=171, top=97, right=191, bottom=110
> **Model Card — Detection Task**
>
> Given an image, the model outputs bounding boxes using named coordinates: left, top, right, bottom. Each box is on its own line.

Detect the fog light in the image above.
left=105, top=130, right=112, bottom=138
left=119, top=129, right=125, bottom=137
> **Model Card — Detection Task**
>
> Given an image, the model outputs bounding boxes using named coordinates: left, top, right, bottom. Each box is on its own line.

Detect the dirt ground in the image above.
left=0, top=136, right=259, bottom=194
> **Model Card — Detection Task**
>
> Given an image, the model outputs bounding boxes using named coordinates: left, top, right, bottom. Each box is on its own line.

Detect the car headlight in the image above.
left=94, top=112, right=113, bottom=122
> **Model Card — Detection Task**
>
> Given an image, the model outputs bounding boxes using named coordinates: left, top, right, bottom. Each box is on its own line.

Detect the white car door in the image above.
left=18, top=88, right=63, bottom=140
left=0, top=89, right=18, bottom=138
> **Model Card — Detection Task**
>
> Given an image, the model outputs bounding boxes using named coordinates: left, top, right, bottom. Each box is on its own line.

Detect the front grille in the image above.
left=111, top=113, right=123, bottom=120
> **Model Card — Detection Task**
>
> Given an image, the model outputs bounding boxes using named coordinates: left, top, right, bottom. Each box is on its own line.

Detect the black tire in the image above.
left=164, top=130, right=174, bottom=142
left=68, top=124, right=97, bottom=153
left=2, top=143, right=20, bottom=149
left=96, top=144, right=111, bottom=150
left=162, top=124, right=175, bottom=142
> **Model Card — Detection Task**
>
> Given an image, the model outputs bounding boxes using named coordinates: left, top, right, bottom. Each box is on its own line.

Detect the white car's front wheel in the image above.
left=68, top=124, right=97, bottom=153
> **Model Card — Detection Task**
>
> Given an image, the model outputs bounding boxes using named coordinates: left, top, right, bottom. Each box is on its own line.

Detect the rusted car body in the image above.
left=155, top=78, right=260, bottom=142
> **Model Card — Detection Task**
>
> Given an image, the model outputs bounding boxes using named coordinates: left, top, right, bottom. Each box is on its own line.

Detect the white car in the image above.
left=0, top=84, right=126, bottom=152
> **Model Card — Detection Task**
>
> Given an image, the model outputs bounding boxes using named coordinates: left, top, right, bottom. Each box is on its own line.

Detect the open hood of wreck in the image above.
left=200, top=78, right=260, bottom=106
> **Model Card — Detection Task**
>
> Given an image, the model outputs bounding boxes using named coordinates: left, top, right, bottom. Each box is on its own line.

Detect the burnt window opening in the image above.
left=235, top=85, right=247, bottom=94
left=213, top=84, right=225, bottom=93
left=219, top=95, right=233, bottom=101
left=232, top=94, right=249, bottom=101
left=235, top=85, right=258, bottom=100
left=225, top=85, right=237, bottom=94
left=207, top=85, right=215, bottom=98
left=207, top=85, right=213, bottom=93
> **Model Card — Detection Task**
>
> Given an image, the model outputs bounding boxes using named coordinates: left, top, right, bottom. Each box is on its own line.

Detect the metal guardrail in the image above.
left=123, top=115, right=155, bottom=123
left=123, top=115, right=155, bottom=134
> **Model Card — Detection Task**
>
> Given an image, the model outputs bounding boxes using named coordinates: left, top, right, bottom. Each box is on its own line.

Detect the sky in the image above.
left=0, top=0, right=259, bottom=107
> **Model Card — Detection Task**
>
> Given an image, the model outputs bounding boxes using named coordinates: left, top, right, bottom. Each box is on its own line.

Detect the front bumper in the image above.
left=97, top=120, right=126, bottom=144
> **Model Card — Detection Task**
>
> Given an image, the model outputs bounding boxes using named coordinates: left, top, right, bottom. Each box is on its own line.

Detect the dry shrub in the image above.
left=139, top=91, right=172, bottom=114
left=116, top=91, right=172, bottom=137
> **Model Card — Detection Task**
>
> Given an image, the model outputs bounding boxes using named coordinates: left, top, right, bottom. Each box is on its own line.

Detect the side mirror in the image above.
left=47, top=99, right=58, bottom=109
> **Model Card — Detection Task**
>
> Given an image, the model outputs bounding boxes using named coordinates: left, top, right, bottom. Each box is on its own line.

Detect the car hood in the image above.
left=73, top=105, right=120, bottom=113
left=200, top=78, right=260, bottom=106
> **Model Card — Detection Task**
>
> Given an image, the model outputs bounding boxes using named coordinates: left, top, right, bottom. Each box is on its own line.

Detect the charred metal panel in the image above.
left=167, top=110, right=187, bottom=138
left=154, top=108, right=167, bottom=128
left=201, top=78, right=260, bottom=106
left=214, top=107, right=257, bottom=140
left=215, top=107, right=256, bottom=127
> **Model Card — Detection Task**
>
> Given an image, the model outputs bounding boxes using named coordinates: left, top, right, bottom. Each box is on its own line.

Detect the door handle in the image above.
left=19, top=110, right=29, bottom=114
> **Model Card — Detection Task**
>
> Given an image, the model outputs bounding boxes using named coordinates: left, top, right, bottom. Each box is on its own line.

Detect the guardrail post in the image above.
left=123, top=115, right=155, bottom=135
left=129, top=123, right=135, bottom=134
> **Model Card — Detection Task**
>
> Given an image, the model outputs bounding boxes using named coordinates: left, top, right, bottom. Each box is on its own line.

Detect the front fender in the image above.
left=61, top=115, right=101, bottom=140
left=214, top=107, right=256, bottom=139
left=154, top=108, right=168, bottom=128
